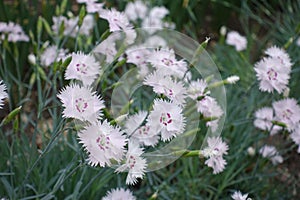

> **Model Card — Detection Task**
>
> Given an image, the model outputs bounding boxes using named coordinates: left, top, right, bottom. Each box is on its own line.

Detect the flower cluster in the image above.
left=252, top=44, right=300, bottom=166
left=0, top=21, right=29, bottom=42
left=58, top=50, right=149, bottom=185
left=55, top=0, right=231, bottom=187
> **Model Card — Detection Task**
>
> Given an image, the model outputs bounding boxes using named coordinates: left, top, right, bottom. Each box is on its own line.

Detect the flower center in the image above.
left=96, top=135, right=110, bottom=151
left=138, top=125, right=150, bottom=135
left=267, top=68, right=277, bottom=80
left=76, top=63, right=88, bottom=74
left=282, top=109, right=293, bottom=120
left=202, top=147, right=219, bottom=157
left=164, top=88, right=173, bottom=96
left=129, top=155, right=136, bottom=169
left=160, top=112, right=172, bottom=126
left=161, top=58, right=173, bottom=66
left=75, top=98, right=88, bottom=113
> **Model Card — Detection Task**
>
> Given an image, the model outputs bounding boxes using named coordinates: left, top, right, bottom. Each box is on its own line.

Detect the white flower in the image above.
left=124, top=29, right=137, bottom=45
left=78, top=0, right=104, bottom=13
left=142, top=17, right=164, bottom=34
left=144, top=35, right=167, bottom=48
left=79, top=15, right=94, bottom=35
left=78, top=121, right=127, bottom=167
left=100, top=9, right=132, bottom=32
left=254, top=57, right=291, bottom=93
left=187, top=79, right=209, bottom=100
left=201, top=136, right=228, bottom=174
left=124, top=0, right=148, bottom=21
left=147, top=48, right=188, bottom=79
left=41, top=45, right=68, bottom=67
left=254, top=107, right=281, bottom=135
left=291, top=125, right=300, bottom=153
left=259, top=145, right=283, bottom=165
left=144, top=72, right=187, bottom=105
left=149, top=6, right=169, bottom=19
left=264, top=46, right=292, bottom=68
left=102, top=188, right=136, bottom=200
left=125, top=45, right=150, bottom=66
left=52, top=16, right=78, bottom=37
left=141, top=6, right=169, bottom=34
left=125, top=111, right=148, bottom=136
left=125, top=111, right=159, bottom=147
left=0, top=81, right=8, bottom=109
left=94, top=36, right=118, bottom=63
left=272, top=98, right=300, bottom=131
left=147, top=99, right=185, bottom=141
left=0, top=22, right=29, bottom=42
left=197, top=96, right=223, bottom=131
left=116, top=140, right=147, bottom=185
left=231, top=191, right=249, bottom=200
left=57, top=84, right=105, bottom=124
left=226, top=31, right=247, bottom=51
left=64, top=52, right=101, bottom=86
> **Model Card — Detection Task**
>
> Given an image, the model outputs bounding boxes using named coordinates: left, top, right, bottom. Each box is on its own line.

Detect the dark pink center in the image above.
left=75, top=98, right=88, bottom=113
left=96, top=135, right=110, bottom=151
left=76, top=63, right=87, bottom=74
left=267, top=68, right=277, bottom=80
left=160, top=112, right=172, bottom=126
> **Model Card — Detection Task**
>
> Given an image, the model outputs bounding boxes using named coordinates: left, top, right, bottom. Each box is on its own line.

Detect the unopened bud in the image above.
left=28, top=53, right=36, bottom=65
left=220, top=26, right=227, bottom=36
left=247, top=146, right=255, bottom=156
